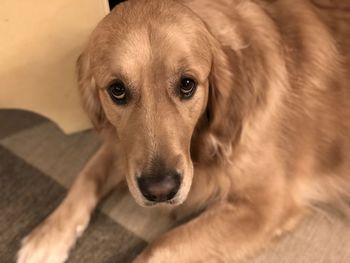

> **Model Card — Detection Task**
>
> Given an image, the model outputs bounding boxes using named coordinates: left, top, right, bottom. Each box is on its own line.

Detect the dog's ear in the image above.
left=206, top=44, right=244, bottom=157
left=76, top=52, right=107, bottom=131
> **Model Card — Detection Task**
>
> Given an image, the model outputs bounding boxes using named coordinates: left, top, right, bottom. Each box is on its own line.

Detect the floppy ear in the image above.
left=206, top=43, right=245, bottom=156
left=76, top=52, right=107, bottom=131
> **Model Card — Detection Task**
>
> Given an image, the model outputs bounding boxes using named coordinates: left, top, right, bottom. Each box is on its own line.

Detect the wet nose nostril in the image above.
left=137, top=170, right=181, bottom=202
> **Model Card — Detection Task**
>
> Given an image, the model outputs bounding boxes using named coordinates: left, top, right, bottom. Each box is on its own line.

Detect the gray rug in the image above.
left=0, top=145, right=146, bottom=263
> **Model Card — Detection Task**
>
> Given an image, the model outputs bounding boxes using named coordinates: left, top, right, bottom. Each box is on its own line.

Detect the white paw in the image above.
left=17, top=218, right=81, bottom=263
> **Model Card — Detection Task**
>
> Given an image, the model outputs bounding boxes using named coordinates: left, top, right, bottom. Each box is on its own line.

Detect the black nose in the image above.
left=137, top=170, right=181, bottom=202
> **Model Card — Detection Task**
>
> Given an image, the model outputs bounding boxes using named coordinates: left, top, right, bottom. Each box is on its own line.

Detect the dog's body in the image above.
left=18, top=0, right=350, bottom=262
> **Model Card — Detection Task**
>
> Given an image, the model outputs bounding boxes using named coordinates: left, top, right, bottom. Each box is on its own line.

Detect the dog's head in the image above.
left=77, top=0, right=239, bottom=206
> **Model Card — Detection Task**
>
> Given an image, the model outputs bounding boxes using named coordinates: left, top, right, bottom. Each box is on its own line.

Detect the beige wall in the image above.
left=0, top=0, right=109, bottom=133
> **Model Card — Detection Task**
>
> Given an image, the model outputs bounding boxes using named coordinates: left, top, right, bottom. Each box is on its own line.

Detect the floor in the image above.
left=1, top=0, right=350, bottom=262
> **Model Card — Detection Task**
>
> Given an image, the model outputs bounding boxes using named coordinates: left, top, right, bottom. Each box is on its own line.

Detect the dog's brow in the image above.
left=174, top=56, right=208, bottom=80
left=96, top=69, right=134, bottom=90
left=174, top=65, right=201, bottom=83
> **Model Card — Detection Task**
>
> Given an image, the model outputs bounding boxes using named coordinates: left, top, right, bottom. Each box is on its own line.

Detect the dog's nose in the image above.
left=137, top=170, right=181, bottom=202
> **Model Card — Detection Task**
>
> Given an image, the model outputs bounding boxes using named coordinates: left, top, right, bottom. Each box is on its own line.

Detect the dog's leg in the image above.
left=134, top=187, right=304, bottom=263
left=17, top=143, right=124, bottom=263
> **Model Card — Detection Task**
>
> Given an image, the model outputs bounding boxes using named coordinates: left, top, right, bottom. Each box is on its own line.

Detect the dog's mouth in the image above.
left=141, top=197, right=181, bottom=207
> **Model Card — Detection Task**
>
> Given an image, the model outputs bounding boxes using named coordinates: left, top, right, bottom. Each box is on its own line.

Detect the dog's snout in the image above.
left=137, top=170, right=182, bottom=202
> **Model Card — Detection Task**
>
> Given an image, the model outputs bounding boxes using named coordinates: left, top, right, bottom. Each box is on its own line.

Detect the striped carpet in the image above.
left=1, top=1, right=350, bottom=262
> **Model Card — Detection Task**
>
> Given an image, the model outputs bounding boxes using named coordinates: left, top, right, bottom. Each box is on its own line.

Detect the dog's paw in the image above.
left=17, top=217, right=81, bottom=263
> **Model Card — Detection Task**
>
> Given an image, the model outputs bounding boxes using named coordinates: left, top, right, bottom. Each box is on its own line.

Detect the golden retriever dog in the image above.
left=18, top=0, right=350, bottom=262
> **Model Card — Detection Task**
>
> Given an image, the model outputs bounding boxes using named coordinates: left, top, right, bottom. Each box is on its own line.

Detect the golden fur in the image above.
left=18, top=0, right=350, bottom=262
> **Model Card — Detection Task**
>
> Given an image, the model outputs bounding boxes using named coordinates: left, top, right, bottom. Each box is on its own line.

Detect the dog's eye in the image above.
left=179, top=77, right=197, bottom=99
left=107, top=81, right=128, bottom=105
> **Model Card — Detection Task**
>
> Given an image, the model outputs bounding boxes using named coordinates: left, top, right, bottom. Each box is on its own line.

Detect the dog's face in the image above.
left=77, top=0, right=233, bottom=206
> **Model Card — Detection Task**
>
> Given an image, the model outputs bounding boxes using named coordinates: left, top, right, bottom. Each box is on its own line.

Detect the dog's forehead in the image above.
left=91, top=25, right=210, bottom=85
left=88, top=0, right=212, bottom=85
left=113, top=28, right=152, bottom=72
left=110, top=26, right=202, bottom=68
